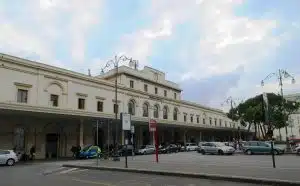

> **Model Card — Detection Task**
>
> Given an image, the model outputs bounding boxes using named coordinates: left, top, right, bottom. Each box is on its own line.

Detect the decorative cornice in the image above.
left=112, top=99, right=121, bottom=103
left=95, top=96, right=106, bottom=100
left=76, top=93, right=88, bottom=97
left=44, top=75, right=68, bottom=82
left=14, top=82, right=32, bottom=88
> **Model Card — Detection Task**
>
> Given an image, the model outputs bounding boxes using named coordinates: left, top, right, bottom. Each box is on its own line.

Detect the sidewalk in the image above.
left=62, top=154, right=300, bottom=185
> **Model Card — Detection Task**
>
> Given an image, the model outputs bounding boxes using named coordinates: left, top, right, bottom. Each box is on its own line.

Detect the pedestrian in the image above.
left=30, top=145, right=36, bottom=160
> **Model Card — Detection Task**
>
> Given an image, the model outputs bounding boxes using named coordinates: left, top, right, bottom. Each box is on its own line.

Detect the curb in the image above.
left=62, top=164, right=300, bottom=186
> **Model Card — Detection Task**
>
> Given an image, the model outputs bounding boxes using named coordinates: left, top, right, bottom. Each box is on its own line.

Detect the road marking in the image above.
left=59, top=168, right=78, bottom=174
left=71, top=178, right=114, bottom=186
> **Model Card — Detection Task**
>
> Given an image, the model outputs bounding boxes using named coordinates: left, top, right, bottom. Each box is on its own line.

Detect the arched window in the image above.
left=143, top=102, right=149, bottom=117
left=128, top=100, right=135, bottom=115
left=163, top=106, right=168, bottom=119
left=154, top=104, right=159, bottom=118
left=173, top=108, right=178, bottom=121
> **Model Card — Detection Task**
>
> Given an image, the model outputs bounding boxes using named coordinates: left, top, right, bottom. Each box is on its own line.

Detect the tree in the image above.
left=227, top=93, right=300, bottom=140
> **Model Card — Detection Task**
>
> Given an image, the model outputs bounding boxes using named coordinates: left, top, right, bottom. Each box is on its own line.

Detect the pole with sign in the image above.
left=121, top=113, right=131, bottom=168
left=149, top=119, right=158, bottom=163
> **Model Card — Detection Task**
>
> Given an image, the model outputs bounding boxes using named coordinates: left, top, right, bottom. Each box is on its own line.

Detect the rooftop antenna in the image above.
left=88, top=69, right=91, bottom=76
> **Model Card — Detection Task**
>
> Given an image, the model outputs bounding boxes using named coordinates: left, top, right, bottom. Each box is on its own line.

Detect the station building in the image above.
left=0, top=53, right=252, bottom=159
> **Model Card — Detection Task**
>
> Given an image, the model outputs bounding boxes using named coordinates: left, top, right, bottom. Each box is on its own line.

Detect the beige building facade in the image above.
left=0, top=53, right=251, bottom=159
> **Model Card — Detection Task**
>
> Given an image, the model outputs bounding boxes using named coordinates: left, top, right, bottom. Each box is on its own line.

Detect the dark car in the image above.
left=118, top=145, right=134, bottom=156
left=159, top=144, right=180, bottom=154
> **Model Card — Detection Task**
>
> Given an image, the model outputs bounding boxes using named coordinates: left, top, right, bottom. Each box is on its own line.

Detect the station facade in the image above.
left=0, top=53, right=252, bottom=159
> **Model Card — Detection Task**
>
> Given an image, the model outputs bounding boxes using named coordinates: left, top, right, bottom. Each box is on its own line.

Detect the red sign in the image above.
left=149, top=119, right=157, bottom=132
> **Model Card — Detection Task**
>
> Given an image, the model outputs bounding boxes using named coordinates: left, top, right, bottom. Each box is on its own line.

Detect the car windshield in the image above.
left=140, top=145, right=146, bottom=149
left=214, top=142, right=226, bottom=147
left=82, top=145, right=92, bottom=151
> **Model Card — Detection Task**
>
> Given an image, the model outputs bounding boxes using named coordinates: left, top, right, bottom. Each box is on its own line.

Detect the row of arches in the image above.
left=127, top=99, right=179, bottom=120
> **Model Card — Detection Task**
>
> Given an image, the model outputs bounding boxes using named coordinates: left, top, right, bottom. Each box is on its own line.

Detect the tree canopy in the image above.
left=228, top=93, right=300, bottom=130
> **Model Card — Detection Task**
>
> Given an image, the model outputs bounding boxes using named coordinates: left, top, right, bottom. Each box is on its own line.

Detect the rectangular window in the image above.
left=155, top=87, right=158, bottom=94
left=219, top=119, right=222, bottom=126
left=17, top=89, right=28, bottom=103
left=78, top=98, right=85, bottom=109
left=50, top=94, right=59, bottom=107
left=144, top=84, right=148, bottom=92
left=164, top=90, right=167, bottom=97
left=114, top=104, right=119, bottom=114
left=225, top=121, right=228, bottom=127
left=184, top=115, right=187, bottom=122
left=174, top=93, right=177, bottom=99
left=190, top=116, right=193, bottom=123
left=203, top=118, right=206, bottom=124
left=214, top=119, right=217, bottom=126
left=197, top=117, right=199, bottom=123
left=209, top=118, right=212, bottom=125
left=130, top=80, right=134, bottom=88
left=97, top=101, right=103, bottom=112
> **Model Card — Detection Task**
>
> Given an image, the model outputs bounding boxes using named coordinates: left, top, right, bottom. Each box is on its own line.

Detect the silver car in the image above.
left=138, top=145, right=155, bottom=155
left=0, top=150, right=19, bottom=166
left=199, top=142, right=235, bottom=155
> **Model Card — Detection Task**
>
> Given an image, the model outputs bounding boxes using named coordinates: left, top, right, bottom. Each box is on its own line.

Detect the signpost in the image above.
left=149, top=119, right=158, bottom=163
left=121, top=113, right=131, bottom=168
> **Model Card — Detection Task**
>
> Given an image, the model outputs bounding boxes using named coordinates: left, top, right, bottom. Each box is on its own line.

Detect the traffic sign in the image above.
left=131, top=126, right=135, bottom=134
left=121, top=113, right=131, bottom=131
left=149, top=119, right=157, bottom=132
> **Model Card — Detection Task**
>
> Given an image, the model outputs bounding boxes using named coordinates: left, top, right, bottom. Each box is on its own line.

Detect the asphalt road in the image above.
left=0, top=163, right=262, bottom=186
left=63, top=152, right=300, bottom=182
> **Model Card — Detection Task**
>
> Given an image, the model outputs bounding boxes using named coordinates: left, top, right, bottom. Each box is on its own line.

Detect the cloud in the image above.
left=0, top=0, right=104, bottom=65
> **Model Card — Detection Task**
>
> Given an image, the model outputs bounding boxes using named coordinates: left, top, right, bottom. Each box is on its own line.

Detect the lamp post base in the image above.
left=286, top=137, right=291, bottom=152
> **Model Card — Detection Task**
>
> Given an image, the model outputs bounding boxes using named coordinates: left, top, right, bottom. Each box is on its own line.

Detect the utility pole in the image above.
left=261, top=69, right=296, bottom=152
left=101, top=55, right=138, bottom=158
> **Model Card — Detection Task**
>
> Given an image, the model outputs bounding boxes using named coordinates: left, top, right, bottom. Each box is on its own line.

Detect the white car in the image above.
left=295, top=145, right=300, bottom=155
left=198, top=142, right=235, bottom=155
left=181, top=143, right=198, bottom=151
left=0, top=150, right=19, bottom=166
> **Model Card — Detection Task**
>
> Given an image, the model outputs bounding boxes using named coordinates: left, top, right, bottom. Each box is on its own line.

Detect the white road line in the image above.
left=58, top=168, right=78, bottom=174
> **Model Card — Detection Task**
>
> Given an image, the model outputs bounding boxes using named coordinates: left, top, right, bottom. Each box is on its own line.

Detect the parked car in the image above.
left=78, top=145, right=101, bottom=159
left=198, top=142, right=235, bottom=155
left=243, top=141, right=285, bottom=155
left=118, top=145, right=134, bottom=156
left=295, top=145, right=300, bottom=155
left=159, top=144, right=180, bottom=154
left=0, top=150, right=19, bottom=166
left=181, top=143, right=198, bottom=151
left=136, top=145, right=155, bottom=155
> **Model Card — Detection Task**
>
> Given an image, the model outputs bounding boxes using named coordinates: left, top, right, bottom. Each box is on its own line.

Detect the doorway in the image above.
left=45, top=133, right=59, bottom=159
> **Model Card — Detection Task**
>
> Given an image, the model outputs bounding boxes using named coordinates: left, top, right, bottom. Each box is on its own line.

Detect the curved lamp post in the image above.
left=261, top=69, right=295, bottom=151
left=101, top=55, right=138, bottom=156
left=221, top=96, right=241, bottom=141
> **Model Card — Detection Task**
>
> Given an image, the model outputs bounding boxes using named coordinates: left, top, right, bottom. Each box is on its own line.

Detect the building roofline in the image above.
left=0, top=53, right=224, bottom=115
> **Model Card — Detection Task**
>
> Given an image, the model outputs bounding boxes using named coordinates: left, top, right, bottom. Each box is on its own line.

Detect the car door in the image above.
left=258, top=142, right=271, bottom=153
left=0, top=150, right=9, bottom=164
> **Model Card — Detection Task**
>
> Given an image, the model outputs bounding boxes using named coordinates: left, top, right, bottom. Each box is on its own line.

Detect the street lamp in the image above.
left=221, top=97, right=241, bottom=141
left=101, top=55, right=138, bottom=157
left=261, top=69, right=296, bottom=151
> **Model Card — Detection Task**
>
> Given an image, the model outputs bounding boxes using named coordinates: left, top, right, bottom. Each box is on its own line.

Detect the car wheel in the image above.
left=273, top=150, right=279, bottom=155
left=201, top=150, right=205, bottom=155
left=218, top=150, right=224, bottom=155
left=245, top=150, right=252, bottom=155
left=6, top=159, right=15, bottom=166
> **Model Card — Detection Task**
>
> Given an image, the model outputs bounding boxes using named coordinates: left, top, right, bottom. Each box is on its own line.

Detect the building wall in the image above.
left=0, top=54, right=242, bottom=131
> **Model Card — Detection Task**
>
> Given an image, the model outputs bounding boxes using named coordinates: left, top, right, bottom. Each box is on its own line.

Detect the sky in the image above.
left=1, top=0, right=300, bottom=111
